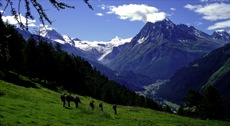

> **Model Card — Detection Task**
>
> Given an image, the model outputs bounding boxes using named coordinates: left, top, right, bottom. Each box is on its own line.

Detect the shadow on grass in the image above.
left=64, top=107, right=73, bottom=110
left=1, top=71, right=37, bottom=88
left=1, top=71, right=58, bottom=91
left=38, top=81, right=58, bottom=91
left=0, top=92, right=5, bottom=96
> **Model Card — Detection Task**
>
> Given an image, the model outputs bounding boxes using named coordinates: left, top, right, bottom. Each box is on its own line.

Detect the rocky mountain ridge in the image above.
left=17, top=19, right=230, bottom=90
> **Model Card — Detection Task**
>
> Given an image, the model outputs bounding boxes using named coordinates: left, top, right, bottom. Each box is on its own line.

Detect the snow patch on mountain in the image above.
left=53, top=39, right=65, bottom=44
left=75, top=36, right=132, bottom=51
left=212, top=30, right=230, bottom=41
left=194, top=29, right=202, bottom=37
left=38, top=25, right=55, bottom=37
left=138, top=37, right=146, bottom=44
left=63, top=35, right=73, bottom=43
left=74, top=36, right=132, bottom=61
left=39, top=27, right=133, bottom=62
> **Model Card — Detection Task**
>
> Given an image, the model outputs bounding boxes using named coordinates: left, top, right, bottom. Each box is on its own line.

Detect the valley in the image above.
left=18, top=19, right=230, bottom=92
left=2, top=14, right=230, bottom=121
left=1, top=0, right=230, bottom=124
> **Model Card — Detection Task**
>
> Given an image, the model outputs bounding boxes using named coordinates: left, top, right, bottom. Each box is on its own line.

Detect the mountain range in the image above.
left=17, top=27, right=152, bottom=90
left=15, top=17, right=230, bottom=119
left=17, top=18, right=230, bottom=91
left=107, top=19, right=229, bottom=80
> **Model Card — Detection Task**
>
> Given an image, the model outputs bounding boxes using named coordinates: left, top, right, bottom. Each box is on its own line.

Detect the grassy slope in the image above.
left=1, top=79, right=230, bottom=126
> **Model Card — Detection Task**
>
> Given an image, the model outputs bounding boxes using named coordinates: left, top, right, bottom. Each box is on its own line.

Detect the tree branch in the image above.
left=1, top=0, right=93, bottom=30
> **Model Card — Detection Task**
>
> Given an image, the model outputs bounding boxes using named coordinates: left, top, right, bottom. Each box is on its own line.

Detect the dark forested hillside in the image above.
left=156, top=43, right=230, bottom=118
left=0, top=16, right=161, bottom=111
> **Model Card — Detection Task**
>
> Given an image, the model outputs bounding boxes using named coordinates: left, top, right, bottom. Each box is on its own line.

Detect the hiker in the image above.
left=99, top=101, right=103, bottom=111
left=74, top=95, right=81, bottom=108
left=66, top=94, right=74, bottom=107
left=60, top=93, right=66, bottom=107
left=90, top=100, right=95, bottom=110
left=113, top=104, right=117, bottom=114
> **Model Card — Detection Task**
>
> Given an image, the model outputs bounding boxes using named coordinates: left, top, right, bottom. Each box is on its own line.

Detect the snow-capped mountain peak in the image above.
left=110, top=36, right=121, bottom=42
left=37, top=25, right=55, bottom=37
left=33, top=25, right=76, bottom=45
left=62, top=35, right=74, bottom=44
left=109, top=36, right=132, bottom=46
left=35, top=26, right=63, bottom=41
left=212, top=30, right=230, bottom=41
left=74, top=36, right=132, bottom=51
left=72, top=36, right=132, bottom=62
left=214, top=30, right=229, bottom=36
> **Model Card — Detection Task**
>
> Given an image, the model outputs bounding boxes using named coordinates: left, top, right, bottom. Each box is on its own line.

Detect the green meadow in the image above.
left=0, top=79, right=229, bottom=126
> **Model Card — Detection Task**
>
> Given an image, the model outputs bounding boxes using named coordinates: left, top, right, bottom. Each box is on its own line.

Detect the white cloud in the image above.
left=107, top=4, right=166, bottom=23
left=185, top=3, right=230, bottom=21
left=101, top=4, right=106, bottom=10
left=195, top=22, right=203, bottom=26
left=196, top=3, right=230, bottom=21
left=185, top=3, right=230, bottom=30
left=200, top=0, right=209, bottom=2
left=96, top=13, right=103, bottom=16
left=208, top=20, right=230, bottom=30
left=2, top=14, right=36, bottom=27
left=184, top=4, right=202, bottom=10
left=200, top=0, right=229, bottom=3
left=170, top=8, right=176, bottom=11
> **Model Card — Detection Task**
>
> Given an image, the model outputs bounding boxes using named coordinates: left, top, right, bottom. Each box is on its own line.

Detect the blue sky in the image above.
left=1, top=0, right=230, bottom=41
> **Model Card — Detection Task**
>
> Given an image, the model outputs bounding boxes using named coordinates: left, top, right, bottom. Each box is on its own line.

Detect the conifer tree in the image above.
left=203, top=85, right=223, bottom=120
left=184, top=89, right=204, bottom=112
left=7, top=28, right=25, bottom=72
left=0, top=13, right=9, bottom=70
left=24, top=37, right=38, bottom=77
left=182, top=86, right=223, bottom=120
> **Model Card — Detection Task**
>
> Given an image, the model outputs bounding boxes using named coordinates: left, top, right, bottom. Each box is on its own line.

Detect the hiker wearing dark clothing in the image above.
left=61, top=94, right=81, bottom=108
left=99, top=101, right=103, bottom=111
left=74, top=95, right=81, bottom=108
left=113, top=104, right=117, bottom=114
left=90, top=100, right=95, bottom=110
left=66, top=94, right=75, bottom=107
left=60, top=94, right=66, bottom=107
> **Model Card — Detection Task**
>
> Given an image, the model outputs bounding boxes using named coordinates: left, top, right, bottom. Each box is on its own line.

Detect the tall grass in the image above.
left=1, top=79, right=229, bottom=126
